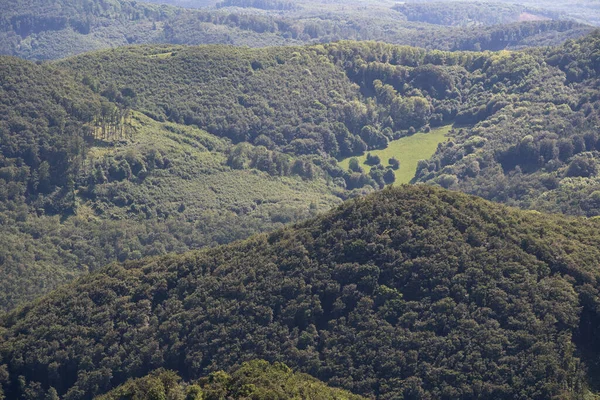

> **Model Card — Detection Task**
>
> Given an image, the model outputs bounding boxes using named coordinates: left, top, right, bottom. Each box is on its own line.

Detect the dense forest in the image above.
left=3, top=186, right=600, bottom=399
left=0, top=0, right=594, bottom=60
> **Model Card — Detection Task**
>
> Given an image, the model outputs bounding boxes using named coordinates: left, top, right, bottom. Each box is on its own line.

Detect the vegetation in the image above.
left=412, top=32, right=600, bottom=216
left=340, top=125, right=451, bottom=184
left=0, top=0, right=593, bottom=60
left=7, top=31, right=600, bottom=309
left=3, top=186, right=600, bottom=399
left=98, top=360, right=365, bottom=400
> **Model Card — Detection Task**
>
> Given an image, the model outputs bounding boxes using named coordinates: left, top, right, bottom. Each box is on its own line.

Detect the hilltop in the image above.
left=2, top=185, right=600, bottom=399
left=97, top=360, right=365, bottom=400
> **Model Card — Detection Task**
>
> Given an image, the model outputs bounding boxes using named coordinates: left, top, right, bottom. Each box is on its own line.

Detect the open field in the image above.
left=339, top=125, right=452, bottom=184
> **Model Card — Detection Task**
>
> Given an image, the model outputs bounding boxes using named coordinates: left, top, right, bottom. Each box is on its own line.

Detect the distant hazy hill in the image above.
left=2, top=185, right=600, bottom=399
left=0, top=0, right=592, bottom=59
left=393, top=2, right=558, bottom=27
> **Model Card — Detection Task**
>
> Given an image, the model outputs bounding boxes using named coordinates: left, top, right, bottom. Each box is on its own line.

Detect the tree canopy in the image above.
left=3, top=185, right=600, bottom=399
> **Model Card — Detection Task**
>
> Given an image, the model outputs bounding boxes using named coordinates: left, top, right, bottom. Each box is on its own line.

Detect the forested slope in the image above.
left=7, top=32, right=600, bottom=310
left=58, top=34, right=600, bottom=217
left=0, top=54, right=342, bottom=311
left=413, top=32, right=600, bottom=216
left=3, top=186, right=600, bottom=399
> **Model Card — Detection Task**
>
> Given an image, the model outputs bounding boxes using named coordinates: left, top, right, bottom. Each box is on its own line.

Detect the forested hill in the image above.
left=97, top=360, right=366, bottom=400
left=0, top=0, right=592, bottom=60
left=0, top=50, right=343, bottom=312
left=56, top=32, right=600, bottom=217
left=3, top=185, right=600, bottom=399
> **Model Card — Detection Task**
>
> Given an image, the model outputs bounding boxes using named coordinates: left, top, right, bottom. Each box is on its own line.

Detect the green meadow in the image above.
left=339, top=125, right=452, bottom=184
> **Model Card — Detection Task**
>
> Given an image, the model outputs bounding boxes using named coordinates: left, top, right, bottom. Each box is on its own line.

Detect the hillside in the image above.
left=57, top=34, right=600, bottom=218
left=6, top=33, right=600, bottom=310
left=2, top=185, right=600, bottom=399
left=0, top=54, right=342, bottom=311
left=97, top=360, right=365, bottom=400
left=0, top=0, right=592, bottom=60
left=413, top=32, right=600, bottom=217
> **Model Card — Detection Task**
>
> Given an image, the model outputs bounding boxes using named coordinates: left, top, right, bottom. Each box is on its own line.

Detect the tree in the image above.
left=388, top=157, right=400, bottom=170
left=348, top=158, right=362, bottom=173
left=383, top=169, right=396, bottom=184
left=365, top=153, right=381, bottom=166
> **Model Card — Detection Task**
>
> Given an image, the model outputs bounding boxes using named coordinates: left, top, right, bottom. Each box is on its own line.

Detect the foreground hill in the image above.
left=97, top=360, right=365, bottom=400
left=2, top=185, right=600, bottom=399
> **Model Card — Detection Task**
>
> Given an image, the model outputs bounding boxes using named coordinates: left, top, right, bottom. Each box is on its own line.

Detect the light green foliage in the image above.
left=97, top=361, right=365, bottom=400
left=339, top=125, right=451, bottom=184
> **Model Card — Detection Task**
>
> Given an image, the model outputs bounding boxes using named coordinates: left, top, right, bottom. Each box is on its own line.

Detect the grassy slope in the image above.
left=85, top=111, right=341, bottom=221
left=339, top=125, right=452, bottom=184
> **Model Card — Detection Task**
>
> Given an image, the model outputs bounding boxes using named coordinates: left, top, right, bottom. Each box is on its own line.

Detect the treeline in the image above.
left=3, top=186, right=600, bottom=399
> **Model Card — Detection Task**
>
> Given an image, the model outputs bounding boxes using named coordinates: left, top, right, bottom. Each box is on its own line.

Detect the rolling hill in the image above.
left=2, top=185, right=600, bottom=399
left=0, top=0, right=592, bottom=60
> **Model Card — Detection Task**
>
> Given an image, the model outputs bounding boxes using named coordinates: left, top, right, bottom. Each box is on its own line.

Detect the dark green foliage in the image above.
left=383, top=168, right=395, bottom=184
left=388, top=157, right=400, bottom=170
left=365, top=153, right=381, bottom=166
left=3, top=186, right=600, bottom=399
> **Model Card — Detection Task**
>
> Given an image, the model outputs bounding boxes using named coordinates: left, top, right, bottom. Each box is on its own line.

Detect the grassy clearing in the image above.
left=84, top=112, right=343, bottom=221
left=339, top=125, right=452, bottom=184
